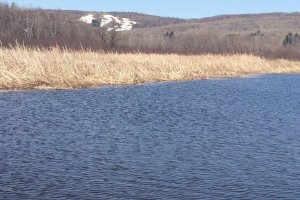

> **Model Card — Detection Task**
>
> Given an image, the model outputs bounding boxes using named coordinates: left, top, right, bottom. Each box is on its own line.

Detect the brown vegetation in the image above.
left=0, top=46, right=300, bottom=90
left=1, top=3, right=300, bottom=91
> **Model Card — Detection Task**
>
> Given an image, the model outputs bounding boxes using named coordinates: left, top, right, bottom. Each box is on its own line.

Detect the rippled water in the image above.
left=1, top=75, right=300, bottom=199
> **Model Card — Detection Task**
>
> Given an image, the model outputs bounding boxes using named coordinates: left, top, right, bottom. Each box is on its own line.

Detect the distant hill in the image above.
left=46, top=9, right=186, bottom=29
left=51, top=9, right=300, bottom=42
left=1, top=2, right=300, bottom=59
left=158, top=12, right=300, bottom=36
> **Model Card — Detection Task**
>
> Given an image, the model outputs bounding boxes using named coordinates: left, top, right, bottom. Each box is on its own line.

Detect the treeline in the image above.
left=119, top=29, right=300, bottom=60
left=1, top=3, right=300, bottom=60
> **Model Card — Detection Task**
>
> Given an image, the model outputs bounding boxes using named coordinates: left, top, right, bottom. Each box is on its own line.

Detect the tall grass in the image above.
left=0, top=47, right=300, bottom=90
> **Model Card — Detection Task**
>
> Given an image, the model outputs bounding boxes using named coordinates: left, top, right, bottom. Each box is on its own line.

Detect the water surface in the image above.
left=1, top=75, right=300, bottom=199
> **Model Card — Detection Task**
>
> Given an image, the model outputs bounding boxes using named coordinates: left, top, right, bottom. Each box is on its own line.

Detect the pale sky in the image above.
left=2, top=0, right=300, bottom=19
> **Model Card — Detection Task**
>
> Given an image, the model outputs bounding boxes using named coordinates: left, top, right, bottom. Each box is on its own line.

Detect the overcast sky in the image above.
left=3, top=0, right=300, bottom=19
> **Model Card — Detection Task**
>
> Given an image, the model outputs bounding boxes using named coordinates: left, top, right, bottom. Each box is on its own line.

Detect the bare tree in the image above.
left=109, top=30, right=120, bottom=49
left=24, top=10, right=35, bottom=39
left=97, top=27, right=107, bottom=49
left=97, top=27, right=120, bottom=50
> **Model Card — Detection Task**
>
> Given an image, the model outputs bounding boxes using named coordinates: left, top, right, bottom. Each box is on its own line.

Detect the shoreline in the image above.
left=0, top=73, right=264, bottom=92
left=1, top=47, right=300, bottom=91
left=1, top=73, right=298, bottom=93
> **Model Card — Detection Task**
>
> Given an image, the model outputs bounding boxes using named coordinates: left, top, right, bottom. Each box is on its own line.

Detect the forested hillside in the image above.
left=1, top=2, right=300, bottom=59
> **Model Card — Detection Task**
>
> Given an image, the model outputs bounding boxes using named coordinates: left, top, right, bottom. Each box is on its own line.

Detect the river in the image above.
left=0, top=75, right=300, bottom=199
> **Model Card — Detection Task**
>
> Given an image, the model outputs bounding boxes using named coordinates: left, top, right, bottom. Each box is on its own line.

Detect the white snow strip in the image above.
left=79, top=14, right=95, bottom=24
left=79, top=14, right=137, bottom=31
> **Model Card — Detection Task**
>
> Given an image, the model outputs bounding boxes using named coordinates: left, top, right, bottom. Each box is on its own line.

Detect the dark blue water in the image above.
left=0, top=75, right=300, bottom=199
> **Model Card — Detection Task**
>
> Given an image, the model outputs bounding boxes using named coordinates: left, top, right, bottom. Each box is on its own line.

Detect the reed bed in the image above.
left=1, top=47, right=300, bottom=90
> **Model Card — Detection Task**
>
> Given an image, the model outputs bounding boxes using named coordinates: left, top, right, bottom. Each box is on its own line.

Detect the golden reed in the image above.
left=1, top=47, right=300, bottom=90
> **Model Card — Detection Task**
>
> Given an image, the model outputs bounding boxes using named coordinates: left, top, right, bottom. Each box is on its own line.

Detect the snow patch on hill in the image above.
left=79, top=14, right=95, bottom=24
left=79, top=14, right=137, bottom=31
